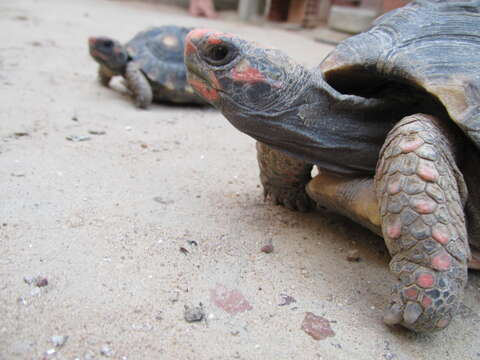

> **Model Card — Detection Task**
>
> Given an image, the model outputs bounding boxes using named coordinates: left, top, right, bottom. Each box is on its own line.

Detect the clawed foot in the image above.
left=383, top=259, right=464, bottom=332
left=263, top=183, right=314, bottom=212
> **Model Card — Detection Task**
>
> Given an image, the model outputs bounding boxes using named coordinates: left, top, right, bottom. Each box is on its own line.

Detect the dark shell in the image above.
left=320, top=0, right=480, bottom=147
left=126, top=25, right=199, bottom=101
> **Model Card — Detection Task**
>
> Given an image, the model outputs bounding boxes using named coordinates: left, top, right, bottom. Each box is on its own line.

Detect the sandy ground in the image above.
left=0, top=0, right=479, bottom=359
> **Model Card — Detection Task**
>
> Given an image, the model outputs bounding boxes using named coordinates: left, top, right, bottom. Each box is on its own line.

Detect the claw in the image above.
left=383, top=302, right=403, bottom=325
left=403, top=302, right=423, bottom=325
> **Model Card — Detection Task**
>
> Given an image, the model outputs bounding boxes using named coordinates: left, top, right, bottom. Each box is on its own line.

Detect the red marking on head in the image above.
left=231, top=66, right=266, bottom=83
left=208, top=36, right=223, bottom=45
left=412, top=198, right=437, bottom=214
left=432, top=253, right=451, bottom=271
left=386, top=218, right=402, bottom=239
left=403, top=287, right=418, bottom=300
left=421, top=295, right=432, bottom=308
left=185, top=40, right=197, bottom=56
left=399, top=138, right=424, bottom=153
left=417, top=273, right=435, bottom=288
left=432, top=227, right=450, bottom=244
left=88, top=37, right=97, bottom=46
left=417, top=161, right=439, bottom=182
left=189, top=79, right=219, bottom=102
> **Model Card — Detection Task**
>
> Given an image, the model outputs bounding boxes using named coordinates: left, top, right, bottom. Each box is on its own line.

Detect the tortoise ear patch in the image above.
left=231, top=61, right=266, bottom=83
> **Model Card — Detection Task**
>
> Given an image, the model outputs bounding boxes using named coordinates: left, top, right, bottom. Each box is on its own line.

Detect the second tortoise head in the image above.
left=89, top=36, right=129, bottom=74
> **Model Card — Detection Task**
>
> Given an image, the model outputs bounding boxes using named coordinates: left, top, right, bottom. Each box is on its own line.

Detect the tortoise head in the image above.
left=184, top=29, right=312, bottom=122
left=88, top=36, right=128, bottom=74
left=184, top=29, right=411, bottom=174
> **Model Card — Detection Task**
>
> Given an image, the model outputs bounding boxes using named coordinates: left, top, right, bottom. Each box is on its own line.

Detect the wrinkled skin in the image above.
left=184, top=28, right=478, bottom=333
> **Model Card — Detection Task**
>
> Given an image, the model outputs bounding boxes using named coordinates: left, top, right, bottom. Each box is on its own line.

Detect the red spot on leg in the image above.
left=421, top=295, right=432, bottom=308
left=231, top=66, right=266, bottom=83
left=412, top=198, right=437, bottom=214
left=399, top=138, right=424, bottom=153
left=417, top=273, right=435, bottom=288
left=189, top=79, right=218, bottom=102
left=432, top=253, right=451, bottom=271
left=386, top=218, right=402, bottom=239
left=432, top=227, right=450, bottom=244
left=403, top=287, right=418, bottom=300
left=388, top=180, right=401, bottom=195
left=417, top=161, right=439, bottom=182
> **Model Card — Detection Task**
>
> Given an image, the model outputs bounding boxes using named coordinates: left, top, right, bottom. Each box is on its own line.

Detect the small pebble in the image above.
left=184, top=304, right=204, bottom=323
left=260, top=244, right=274, bottom=254
left=84, top=350, right=95, bottom=360
left=45, top=348, right=56, bottom=356
left=51, top=335, right=68, bottom=348
left=169, top=290, right=180, bottom=303
left=88, top=130, right=106, bottom=135
left=30, top=287, right=41, bottom=297
left=23, top=275, right=36, bottom=285
left=346, top=249, right=361, bottom=262
left=66, top=135, right=91, bottom=142
left=17, top=296, right=27, bottom=305
left=35, top=277, right=48, bottom=287
left=100, top=344, right=113, bottom=357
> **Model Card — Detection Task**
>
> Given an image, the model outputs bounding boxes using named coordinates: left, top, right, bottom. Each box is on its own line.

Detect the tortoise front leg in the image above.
left=375, top=114, right=469, bottom=332
left=256, top=142, right=314, bottom=212
left=98, top=65, right=113, bottom=87
left=124, top=62, right=153, bottom=109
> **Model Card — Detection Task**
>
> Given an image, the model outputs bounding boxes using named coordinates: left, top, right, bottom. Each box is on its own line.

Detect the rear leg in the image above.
left=375, top=114, right=469, bottom=332
left=257, top=142, right=314, bottom=212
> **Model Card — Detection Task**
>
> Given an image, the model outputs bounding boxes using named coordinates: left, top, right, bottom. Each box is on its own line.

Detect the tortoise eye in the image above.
left=203, top=44, right=236, bottom=66
left=102, top=40, right=114, bottom=49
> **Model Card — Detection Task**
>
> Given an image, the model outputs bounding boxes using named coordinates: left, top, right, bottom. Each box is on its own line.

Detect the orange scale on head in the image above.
left=185, top=41, right=197, bottom=56
left=189, top=79, right=219, bottom=102
left=231, top=66, right=266, bottom=83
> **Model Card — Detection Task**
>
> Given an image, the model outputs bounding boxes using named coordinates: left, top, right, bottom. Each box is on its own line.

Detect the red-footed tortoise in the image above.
left=184, top=0, right=480, bottom=332
left=88, top=25, right=206, bottom=108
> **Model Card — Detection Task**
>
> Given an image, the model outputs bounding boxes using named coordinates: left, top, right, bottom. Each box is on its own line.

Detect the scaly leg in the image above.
left=124, top=62, right=153, bottom=109
left=98, top=65, right=113, bottom=87
left=375, top=114, right=469, bottom=332
left=257, top=142, right=314, bottom=212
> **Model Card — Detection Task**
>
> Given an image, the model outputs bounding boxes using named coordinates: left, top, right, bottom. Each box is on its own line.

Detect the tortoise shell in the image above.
left=320, top=0, right=480, bottom=147
left=126, top=25, right=200, bottom=103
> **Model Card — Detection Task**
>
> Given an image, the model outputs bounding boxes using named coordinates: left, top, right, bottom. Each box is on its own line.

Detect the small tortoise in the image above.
left=184, top=0, right=480, bottom=332
left=88, top=25, right=205, bottom=108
